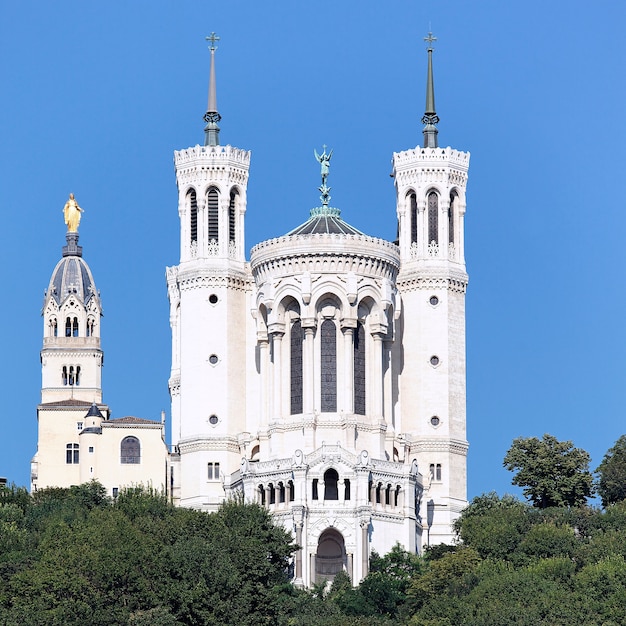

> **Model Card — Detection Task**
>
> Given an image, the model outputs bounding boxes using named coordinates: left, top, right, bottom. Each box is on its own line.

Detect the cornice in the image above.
left=178, top=436, right=241, bottom=454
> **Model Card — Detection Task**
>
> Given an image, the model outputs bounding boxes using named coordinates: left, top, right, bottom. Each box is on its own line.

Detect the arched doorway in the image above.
left=316, top=528, right=346, bottom=582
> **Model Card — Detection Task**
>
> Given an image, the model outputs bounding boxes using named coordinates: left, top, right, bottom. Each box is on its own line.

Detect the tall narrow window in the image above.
left=312, top=478, right=319, bottom=500
left=344, top=478, right=351, bottom=501
left=320, top=320, right=337, bottom=412
left=66, top=443, right=79, bottom=464
left=290, top=320, right=303, bottom=414
left=75, top=366, right=81, bottom=386
left=354, top=322, right=366, bottom=415
left=207, top=462, right=220, bottom=480
left=120, top=436, right=140, bottom=464
left=228, top=189, right=237, bottom=243
left=428, top=191, right=438, bottom=244
left=207, top=187, right=219, bottom=242
left=72, top=317, right=79, bottom=337
left=188, top=189, right=198, bottom=244
left=65, top=317, right=72, bottom=337
left=449, top=191, right=456, bottom=244
left=62, top=366, right=68, bottom=386
left=409, top=192, right=418, bottom=244
left=324, top=469, right=339, bottom=500
left=68, top=366, right=75, bottom=386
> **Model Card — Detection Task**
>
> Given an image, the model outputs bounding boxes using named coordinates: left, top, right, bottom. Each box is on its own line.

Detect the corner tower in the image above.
left=391, top=33, right=470, bottom=545
left=167, top=35, right=251, bottom=507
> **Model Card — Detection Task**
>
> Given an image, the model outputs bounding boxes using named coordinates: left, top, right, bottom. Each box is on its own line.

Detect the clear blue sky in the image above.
left=1, top=1, right=625, bottom=500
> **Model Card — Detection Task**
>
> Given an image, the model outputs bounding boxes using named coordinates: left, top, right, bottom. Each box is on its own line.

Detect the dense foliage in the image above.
left=3, top=431, right=626, bottom=625
left=596, top=434, right=626, bottom=507
left=503, top=434, right=594, bottom=508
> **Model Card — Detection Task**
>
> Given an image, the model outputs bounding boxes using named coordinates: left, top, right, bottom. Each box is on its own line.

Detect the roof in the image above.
left=104, top=416, right=162, bottom=428
left=286, top=206, right=364, bottom=236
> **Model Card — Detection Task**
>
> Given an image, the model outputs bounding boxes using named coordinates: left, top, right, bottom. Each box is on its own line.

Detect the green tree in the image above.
left=503, top=434, right=594, bottom=508
left=596, top=435, right=626, bottom=507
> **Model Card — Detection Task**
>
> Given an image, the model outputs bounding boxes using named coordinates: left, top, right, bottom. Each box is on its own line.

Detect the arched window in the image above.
left=409, top=192, right=418, bottom=244
left=75, top=366, right=81, bottom=386
left=66, top=443, right=79, bottom=464
left=312, top=478, right=319, bottom=500
left=50, top=318, right=57, bottom=337
left=72, top=317, right=79, bottom=337
left=188, top=189, right=198, bottom=244
left=65, top=317, right=72, bottom=337
left=258, top=484, right=266, bottom=506
left=428, top=191, right=438, bottom=244
left=290, top=320, right=303, bottom=414
left=207, top=187, right=219, bottom=242
left=324, top=468, right=339, bottom=500
left=68, top=366, right=75, bottom=386
left=354, top=321, right=366, bottom=415
left=449, top=191, right=457, bottom=244
left=62, top=366, right=68, bottom=386
left=320, top=320, right=337, bottom=412
left=228, top=189, right=238, bottom=243
left=287, top=480, right=295, bottom=502
left=344, top=478, right=351, bottom=501
left=120, top=436, right=140, bottom=464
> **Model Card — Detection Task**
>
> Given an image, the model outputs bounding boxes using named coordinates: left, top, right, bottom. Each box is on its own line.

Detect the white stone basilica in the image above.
left=32, top=36, right=470, bottom=586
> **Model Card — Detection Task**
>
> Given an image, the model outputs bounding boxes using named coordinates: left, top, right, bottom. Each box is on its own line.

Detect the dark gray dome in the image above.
left=46, top=234, right=99, bottom=306
left=286, top=206, right=364, bottom=236
left=47, top=256, right=98, bottom=306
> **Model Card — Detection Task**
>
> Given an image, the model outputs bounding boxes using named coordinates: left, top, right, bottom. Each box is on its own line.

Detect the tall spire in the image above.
left=421, top=31, right=439, bottom=148
left=203, top=33, right=221, bottom=147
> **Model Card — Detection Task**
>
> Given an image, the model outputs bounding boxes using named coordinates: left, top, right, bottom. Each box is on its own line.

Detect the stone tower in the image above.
left=391, top=34, right=470, bottom=544
left=32, top=203, right=108, bottom=491
left=167, top=35, right=251, bottom=507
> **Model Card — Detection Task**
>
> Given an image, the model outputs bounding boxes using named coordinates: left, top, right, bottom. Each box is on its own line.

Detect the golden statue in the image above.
left=63, top=193, right=84, bottom=232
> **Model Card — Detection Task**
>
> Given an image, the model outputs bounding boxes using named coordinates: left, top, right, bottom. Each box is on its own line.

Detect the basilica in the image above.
left=31, top=35, right=470, bottom=586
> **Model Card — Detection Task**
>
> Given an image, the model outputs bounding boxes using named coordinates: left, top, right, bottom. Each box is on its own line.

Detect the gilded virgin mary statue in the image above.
left=63, top=193, right=84, bottom=232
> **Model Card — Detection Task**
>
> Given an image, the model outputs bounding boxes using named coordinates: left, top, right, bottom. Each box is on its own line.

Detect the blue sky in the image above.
left=1, top=1, right=625, bottom=500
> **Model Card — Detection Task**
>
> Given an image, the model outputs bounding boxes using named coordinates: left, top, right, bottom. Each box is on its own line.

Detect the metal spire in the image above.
left=421, top=31, right=439, bottom=148
left=204, top=33, right=221, bottom=147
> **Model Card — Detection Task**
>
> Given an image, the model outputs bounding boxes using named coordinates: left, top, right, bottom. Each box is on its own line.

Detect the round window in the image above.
left=430, top=356, right=440, bottom=366
left=209, top=354, right=218, bottom=365
left=430, top=416, right=440, bottom=426
left=208, top=415, right=219, bottom=425
left=429, top=295, right=439, bottom=306
left=208, top=294, right=218, bottom=305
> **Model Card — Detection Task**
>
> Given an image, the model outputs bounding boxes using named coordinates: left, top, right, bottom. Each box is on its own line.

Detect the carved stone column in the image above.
left=341, top=319, right=357, bottom=414
left=302, top=319, right=316, bottom=414
left=360, top=518, right=370, bottom=578
left=268, top=324, right=285, bottom=421
left=258, top=334, right=269, bottom=427
left=370, top=332, right=385, bottom=419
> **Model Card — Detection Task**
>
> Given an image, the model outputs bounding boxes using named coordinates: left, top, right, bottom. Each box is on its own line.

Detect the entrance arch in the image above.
left=316, top=528, right=346, bottom=582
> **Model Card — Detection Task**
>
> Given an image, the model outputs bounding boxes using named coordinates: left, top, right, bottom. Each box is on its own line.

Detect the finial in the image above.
left=314, top=145, right=333, bottom=208
left=421, top=31, right=439, bottom=148
left=203, top=33, right=221, bottom=147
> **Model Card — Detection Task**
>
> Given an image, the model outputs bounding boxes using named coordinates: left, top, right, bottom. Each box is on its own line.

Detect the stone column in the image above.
left=264, top=485, right=271, bottom=508
left=347, top=553, right=354, bottom=583
left=196, top=197, right=206, bottom=257
left=258, top=335, right=269, bottom=427
left=295, top=523, right=303, bottom=580
left=302, top=320, right=316, bottom=414
left=370, top=333, right=384, bottom=419
left=341, top=319, right=357, bottom=415
left=360, top=519, right=369, bottom=578
left=441, top=199, right=450, bottom=259
left=268, top=324, right=285, bottom=421
left=418, top=201, right=426, bottom=258
left=310, top=553, right=316, bottom=585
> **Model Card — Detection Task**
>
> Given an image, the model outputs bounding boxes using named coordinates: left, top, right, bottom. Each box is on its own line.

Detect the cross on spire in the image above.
left=206, top=32, right=220, bottom=51
left=424, top=31, right=437, bottom=50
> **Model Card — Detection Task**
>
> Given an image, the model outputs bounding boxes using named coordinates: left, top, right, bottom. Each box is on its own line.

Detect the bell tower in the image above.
left=391, top=33, right=470, bottom=545
left=33, top=195, right=108, bottom=491
left=167, top=35, right=252, bottom=508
